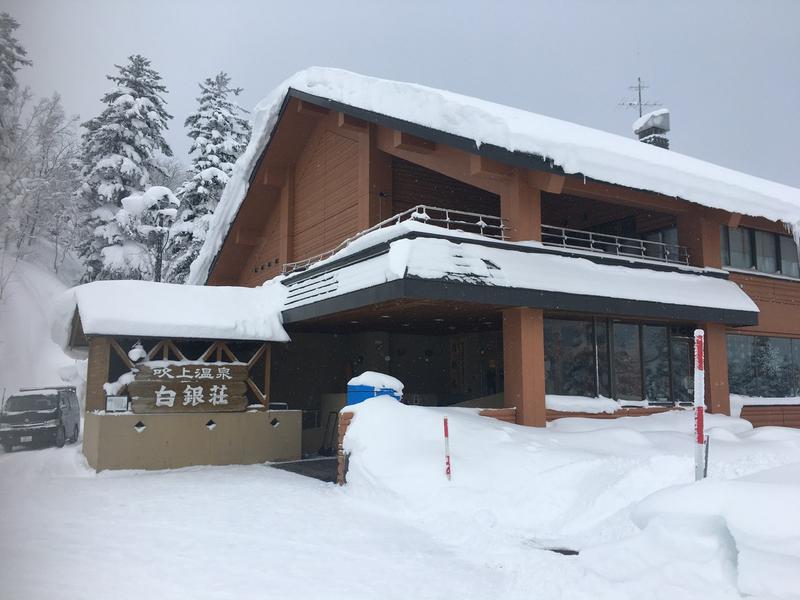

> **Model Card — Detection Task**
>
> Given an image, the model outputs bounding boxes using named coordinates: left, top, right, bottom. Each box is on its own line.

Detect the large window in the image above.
left=727, top=334, right=800, bottom=398
left=722, top=226, right=799, bottom=278
left=544, top=317, right=693, bottom=404
left=544, top=319, right=596, bottom=397
left=613, top=323, right=642, bottom=401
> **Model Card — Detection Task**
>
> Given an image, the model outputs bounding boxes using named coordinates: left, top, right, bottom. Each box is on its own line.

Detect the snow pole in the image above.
left=693, top=329, right=706, bottom=481
left=443, top=416, right=452, bottom=481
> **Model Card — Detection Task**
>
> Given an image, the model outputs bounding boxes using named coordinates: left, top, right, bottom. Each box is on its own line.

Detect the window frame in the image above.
left=722, top=225, right=800, bottom=279
left=544, top=316, right=692, bottom=405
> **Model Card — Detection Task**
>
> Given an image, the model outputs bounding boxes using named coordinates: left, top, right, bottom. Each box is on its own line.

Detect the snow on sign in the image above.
left=128, top=362, right=249, bottom=414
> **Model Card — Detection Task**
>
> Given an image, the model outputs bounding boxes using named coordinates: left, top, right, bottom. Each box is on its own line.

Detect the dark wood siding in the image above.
left=293, top=128, right=360, bottom=262
left=741, top=405, right=800, bottom=428
left=240, top=198, right=282, bottom=286
left=391, top=157, right=500, bottom=216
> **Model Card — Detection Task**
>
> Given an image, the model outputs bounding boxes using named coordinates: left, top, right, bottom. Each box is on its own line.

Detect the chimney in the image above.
left=633, top=108, right=670, bottom=149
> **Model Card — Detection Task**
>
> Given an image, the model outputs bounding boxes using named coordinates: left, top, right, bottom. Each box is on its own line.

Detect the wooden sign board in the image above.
left=128, top=362, right=249, bottom=414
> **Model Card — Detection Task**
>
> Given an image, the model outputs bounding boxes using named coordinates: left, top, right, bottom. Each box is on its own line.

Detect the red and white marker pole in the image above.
left=443, top=416, right=452, bottom=481
left=693, top=329, right=706, bottom=481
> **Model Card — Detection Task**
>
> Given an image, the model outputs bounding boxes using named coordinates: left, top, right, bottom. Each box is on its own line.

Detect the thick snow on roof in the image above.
left=52, top=279, right=289, bottom=354
left=188, top=67, right=800, bottom=285
left=283, top=222, right=759, bottom=316
left=632, top=107, right=670, bottom=133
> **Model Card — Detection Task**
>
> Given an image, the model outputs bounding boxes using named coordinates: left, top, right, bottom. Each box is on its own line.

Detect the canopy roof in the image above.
left=52, top=280, right=289, bottom=354
left=281, top=221, right=759, bottom=327
left=188, top=67, right=800, bottom=285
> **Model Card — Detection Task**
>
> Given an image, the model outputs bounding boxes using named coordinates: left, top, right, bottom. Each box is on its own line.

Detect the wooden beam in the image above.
left=85, top=336, right=111, bottom=412
left=392, top=130, right=435, bottom=154
left=727, top=212, right=743, bottom=228
left=263, top=344, right=271, bottom=405
left=246, top=378, right=266, bottom=403
left=109, top=339, right=135, bottom=370
left=528, top=170, right=565, bottom=194
left=246, top=344, right=266, bottom=368
left=147, top=340, right=165, bottom=361
left=166, top=340, right=186, bottom=361
left=469, top=154, right=513, bottom=179
left=337, top=112, right=368, bottom=133
left=199, top=342, right=218, bottom=362
left=219, top=342, right=238, bottom=362
left=501, top=169, right=541, bottom=241
left=296, top=100, right=329, bottom=117
left=561, top=175, right=690, bottom=214
left=262, top=167, right=287, bottom=188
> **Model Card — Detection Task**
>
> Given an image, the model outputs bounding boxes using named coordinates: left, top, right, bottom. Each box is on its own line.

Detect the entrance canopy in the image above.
left=53, top=279, right=290, bottom=355
left=282, top=221, right=759, bottom=327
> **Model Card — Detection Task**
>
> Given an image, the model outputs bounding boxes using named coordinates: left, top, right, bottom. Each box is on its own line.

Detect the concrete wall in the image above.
left=83, top=409, right=301, bottom=472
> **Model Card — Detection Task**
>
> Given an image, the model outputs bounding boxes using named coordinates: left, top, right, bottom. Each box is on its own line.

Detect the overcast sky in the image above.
left=8, top=0, right=800, bottom=186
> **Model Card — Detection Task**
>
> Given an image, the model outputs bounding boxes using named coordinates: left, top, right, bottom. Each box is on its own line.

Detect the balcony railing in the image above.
left=281, top=205, right=509, bottom=275
left=541, top=224, right=690, bottom=265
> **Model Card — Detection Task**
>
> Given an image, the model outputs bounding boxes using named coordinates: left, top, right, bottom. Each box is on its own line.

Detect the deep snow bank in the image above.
left=343, top=398, right=800, bottom=597
left=630, top=464, right=800, bottom=598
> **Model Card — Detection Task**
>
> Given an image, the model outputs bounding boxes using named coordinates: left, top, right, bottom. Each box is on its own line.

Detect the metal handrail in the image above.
left=541, top=224, right=690, bottom=264
left=281, top=205, right=508, bottom=275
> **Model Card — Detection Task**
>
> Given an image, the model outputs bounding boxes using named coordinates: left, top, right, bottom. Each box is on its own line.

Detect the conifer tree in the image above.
left=167, top=72, right=250, bottom=283
left=0, top=12, right=30, bottom=123
left=75, top=54, right=172, bottom=281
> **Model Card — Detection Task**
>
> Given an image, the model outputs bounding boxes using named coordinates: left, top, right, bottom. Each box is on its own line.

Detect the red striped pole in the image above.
left=443, top=416, right=452, bottom=481
left=694, top=329, right=706, bottom=481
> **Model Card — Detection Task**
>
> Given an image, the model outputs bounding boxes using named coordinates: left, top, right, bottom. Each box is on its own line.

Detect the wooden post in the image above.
left=263, top=343, right=272, bottom=406
left=358, top=124, right=392, bottom=230
left=703, top=322, right=731, bottom=415
left=85, top=336, right=111, bottom=412
left=677, top=211, right=722, bottom=268
left=501, top=169, right=541, bottom=241
left=502, top=307, right=547, bottom=426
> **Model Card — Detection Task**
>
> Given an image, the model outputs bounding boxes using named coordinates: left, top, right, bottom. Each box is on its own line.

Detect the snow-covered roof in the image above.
left=188, top=67, right=800, bottom=285
left=282, top=221, right=759, bottom=322
left=52, top=280, right=289, bottom=353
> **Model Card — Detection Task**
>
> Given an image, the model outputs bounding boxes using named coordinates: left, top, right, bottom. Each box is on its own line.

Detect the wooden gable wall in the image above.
left=293, top=126, right=360, bottom=261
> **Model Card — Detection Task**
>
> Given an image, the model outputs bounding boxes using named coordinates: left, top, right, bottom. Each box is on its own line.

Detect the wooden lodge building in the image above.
left=61, top=68, right=800, bottom=470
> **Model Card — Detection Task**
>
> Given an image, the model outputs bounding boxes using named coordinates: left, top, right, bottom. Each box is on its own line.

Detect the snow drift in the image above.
left=343, top=398, right=800, bottom=598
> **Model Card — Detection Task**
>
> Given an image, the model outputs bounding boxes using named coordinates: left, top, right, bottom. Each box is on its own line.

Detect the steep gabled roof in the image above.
left=187, top=67, right=800, bottom=285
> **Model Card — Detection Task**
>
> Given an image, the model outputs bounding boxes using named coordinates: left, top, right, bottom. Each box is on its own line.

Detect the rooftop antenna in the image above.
left=619, top=76, right=661, bottom=117
left=620, top=76, right=670, bottom=149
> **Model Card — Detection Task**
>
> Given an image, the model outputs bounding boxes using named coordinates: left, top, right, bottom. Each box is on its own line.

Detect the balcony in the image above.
left=281, top=205, right=691, bottom=277
left=541, top=224, right=690, bottom=265
left=282, top=205, right=508, bottom=275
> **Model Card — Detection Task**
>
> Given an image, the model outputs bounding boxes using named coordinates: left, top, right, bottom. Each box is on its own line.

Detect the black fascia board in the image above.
left=281, top=277, right=758, bottom=327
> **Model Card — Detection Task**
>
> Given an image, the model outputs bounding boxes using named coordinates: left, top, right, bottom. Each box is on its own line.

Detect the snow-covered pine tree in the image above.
left=0, top=12, right=32, bottom=298
left=0, top=12, right=31, bottom=121
left=104, top=186, right=179, bottom=282
left=75, top=54, right=173, bottom=281
left=167, top=72, right=250, bottom=283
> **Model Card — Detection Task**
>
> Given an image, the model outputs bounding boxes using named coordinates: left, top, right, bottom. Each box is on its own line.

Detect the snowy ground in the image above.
left=2, top=244, right=799, bottom=599
left=2, top=400, right=799, bottom=600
